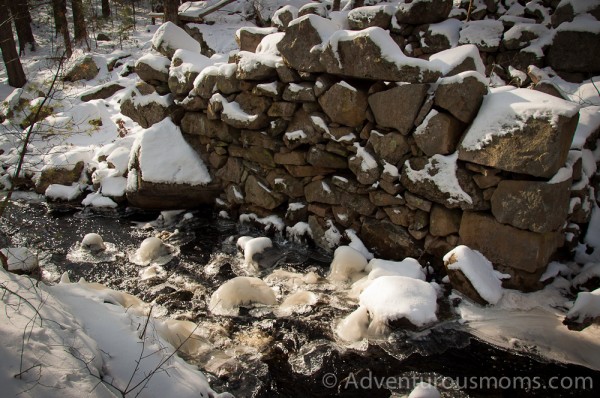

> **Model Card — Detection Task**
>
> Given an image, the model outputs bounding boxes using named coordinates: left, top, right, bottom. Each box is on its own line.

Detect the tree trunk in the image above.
left=332, top=0, right=341, bottom=12
left=164, top=0, right=179, bottom=25
left=0, top=0, right=27, bottom=87
left=9, top=1, right=36, bottom=54
left=52, top=0, right=72, bottom=57
left=72, top=0, right=88, bottom=46
left=102, top=0, right=110, bottom=18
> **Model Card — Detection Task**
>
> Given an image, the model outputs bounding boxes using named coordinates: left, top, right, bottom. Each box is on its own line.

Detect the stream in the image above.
left=1, top=193, right=599, bottom=397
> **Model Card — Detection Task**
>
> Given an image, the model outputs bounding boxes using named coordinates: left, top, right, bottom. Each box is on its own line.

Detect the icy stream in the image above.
left=1, top=195, right=599, bottom=397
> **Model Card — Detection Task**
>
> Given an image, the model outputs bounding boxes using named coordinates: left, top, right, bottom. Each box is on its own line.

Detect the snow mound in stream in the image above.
left=209, top=276, right=277, bottom=316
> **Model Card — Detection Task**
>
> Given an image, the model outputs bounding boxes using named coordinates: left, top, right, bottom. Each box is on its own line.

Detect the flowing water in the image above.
left=1, top=194, right=599, bottom=397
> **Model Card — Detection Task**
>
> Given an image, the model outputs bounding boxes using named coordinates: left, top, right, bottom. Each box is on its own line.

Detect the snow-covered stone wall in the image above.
left=126, top=0, right=600, bottom=292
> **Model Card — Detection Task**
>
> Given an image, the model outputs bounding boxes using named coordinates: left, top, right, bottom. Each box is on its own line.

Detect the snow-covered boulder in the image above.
left=457, top=88, right=581, bottom=178
left=421, top=19, right=462, bottom=54
left=235, top=26, right=278, bottom=52
left=349, top=143, right=380, bottom=185
left=237, top=236, right=273, bottom=270
left=151, top=21, right=201, bottom=60
left=348, top=5, right=394, bottom=30
left=564, top=288, right=600, bottom=330
left=209, top=276, right=276, bottom=316
left=408, top=382, right=441, bottom=398
left=168, top=49, right=213, bottom=97
left=298, top=2, right=328, bottom=18
left=329, top=245, right=368, bottom=282
left=320, top=27, right=442, bottom=83
left=443, top=245, right=508, bottom=305
left=130, top=236, right=174, bottom=266
left=135, top=53, right=170, bottom=87
left=277, top=14, right=337, bottom=73
left=400, top=153, right=487, bottom=211
left=119, top=82, right=178, bottom=128
left=395, top=0, right=453, bottom=25
left=63, top=54, right=100, bottom=82
left=547, top=17, right=600, bottom=75
left=414, top=109, right=464, bottom=156
left=80, top=82, right=125, bottom=102
left=244, top=174, right=286, bottom=210
left=272, top=5, right=298, bottom=30
left=458, top=20, right=504, bottom=52
left=235, top=51, right=280, bottom=80
left=360, top=218, right=423, bottom=261
left=1, top=247, right=39, bottom=274
left=35, top=146, right=93, bottom=194
left=127, top=118, right=220, bottom=209
left=81, top=233, right=107, bottom=253
left=209, top=93, right=269, bottom=130
left=366, top=257, right=426, bottom=281
left=429, top=44, right=486, bottom=77
left=45, top=183, right=83, bottom=202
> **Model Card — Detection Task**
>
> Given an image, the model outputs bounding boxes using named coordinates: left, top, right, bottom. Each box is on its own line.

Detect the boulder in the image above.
left=304, top=179, right=341, bottom=205
left=298, top=2, right=328, bottom=18
left=490, top=179, right=572, bottom=233
left=63, top=55, right=99, bottom=82
left=319, top=82, right=368, bottom=127
left=320, top=27, right=442, bottom=83
left=414, top=110, right=464, bottom=156
left=236, top=27, right=278, bottom=52
left=168, top=50, right=213, bottom=97
left=80, top=82, right=124, bottom=102
left=127, top=178, right=221, bottom=210
left=552, top=1, right=600, bottom=27
left=368, top=130, right=411, bottom=165
left=135, top=54, right=170, bottom=85
left=502, top=23, right=549, bottom=50
left=215, top=157, right=244, bottom=184
left=340, top=192, right=376, bottom=216
left=212, top=93, right=269, bottom=130
left=283, top=82, right=316, bottom=102
left=235, top=51, right=279, bottom=80
left=120, top=83, right=178, bottom=129
left=360, top=218, right=422, bottom=260
left=395, top=0, right=453, bottom=25
left=458, top=89, right=580, bottom=179
left=268, top=101, right=297, bottom=118
left=459, top=211, right=563, bottom=277
left=272, top=5, right=298, bottom=30
left=421, top=19, right=462, bottom=54
left=348, top=5, right=394, bottom=30
left=244, top=175, right=286, bottom=210
left=184, top=23, right=240, bottom=57
left=458, top=20, right=504, bottom=52
left=36, top=161, right=85, bottom=194
left=400, top=154, right=488, bottom=211
left=428, top=44, right=486, bottom=77
left=547, top=23, right=600, bottom=75
left=306, top=147, right=348, bottom=169
left=180, top=112, right=239, bottom=142
left=433, top=72, right=488, bottom=124
left=267, top=169, right=305, bottom=198
left=349, top=144, right=381, bottom=185
left=369, top=84, right=428, bottom=134
left=277, top=14, right=337, bottom=73
left=429, top=205, right=462, bottom=237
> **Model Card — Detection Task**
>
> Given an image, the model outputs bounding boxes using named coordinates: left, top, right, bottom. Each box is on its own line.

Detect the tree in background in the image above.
left=52, top=0, right=72, bottom=58
left=164, top=0, right=179, bottom=25
left=8, top=1, right=36, bottom=55
left=0, top=0, right=27, bottom=87
left=72, top=0, right=90, bottom=49
left=332, top=0, right=341, bottom=11
left=102, top=0, right=111, bottom=18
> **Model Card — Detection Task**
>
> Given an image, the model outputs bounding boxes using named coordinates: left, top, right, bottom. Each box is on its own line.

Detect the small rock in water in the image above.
left=81, top=233, right=107, bottom=253
left=134, top=236, right=172, bottom=265
left=209, top=276, right=276, bottom=316
left=408, top=382, right=441, bottom=398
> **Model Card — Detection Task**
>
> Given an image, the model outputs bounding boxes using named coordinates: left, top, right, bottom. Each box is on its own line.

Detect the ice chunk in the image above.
left=130, top=237, right=173, bottom=266
left=366, top=258, right=426, bottom=281
left=1, top=247, right=38, bottom=272
left=238, top=236, right=273, bottom=269
left=359, top=276, right=438, bottom=329
left=277, top=291, right=318, bottom=316
left=336, top=307, right=369, bottom=342
left=209, top=276, right=276, bottom=316
left=329, top=246, right=368, bottom=282
left=82, top=192, right=118, bottom=208
left=566, top=288, right=600, bottom=324
left=409, top=382, right=441, bottom=398
left=81, top=233, right=106, bottom=253
left=45, top=183, right=82, bottom=201
left=139, top=264, right=167, bottom=281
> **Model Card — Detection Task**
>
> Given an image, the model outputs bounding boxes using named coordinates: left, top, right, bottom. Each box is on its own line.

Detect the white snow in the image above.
left=345, top=229, right=374, bottom=260
left=238, top=236, right=273, bottom=269
left=572, top=106, right=600, bottom=150
left=444, top=246, right=509, bottom=305
left=135, top=53, right=170, bottom=72
left=256, top=32, right=285, bottom=55
left=101, top=175, right=127, bottom=197
left=209, top=276, right=276, bottom=316
left=404, top=152, right=473, bottom=205
left=277, top=290, right=318, bottom=316
left=239, top=213, right=285, bottom=232
left=572, top=263, right=600, bottom=288
left=458, top=20, right=504, bottom=49
left=352, top=143, right=378, bottom=172
left=425, top=19, right=462, bottom=49
left=557, top=0, right=600, bottom=14
left=409, top=382, right=441, bottom=398
left=81, top=233, right=106, bottom=252
left=170, top=49, right=214, bottom=83
left=460, top=88, right=581, bottom=151
left=1, top=247, right=38, bottom=272
left=81, top=192, right=118, bottom=208
left=130, top=236, right=174, bottom=266
left=567, top=288, right=600, bottom=323
left=45, top=183, right=82, bottom=201
left=151, top=21, right=201, bottom=56
left=336, top=306, right=369, bottom=342
left=556, top=13, right=600, bottom=34
left=272, top=5, right=299, bottom=28
left=288, top=14, right=338, bottom=42
left=329, top=245, right=368, bottom=282
left=285, top=130, right=307, bottom=141
left=211, top=93, right=259, bottom=123
left=360, top=276, right=438, bottom=329
left=236, top=50, right=282, bottom=74
left=131, top=118, right=211, bottom=186
left=366, top=258, right=426, bottom=281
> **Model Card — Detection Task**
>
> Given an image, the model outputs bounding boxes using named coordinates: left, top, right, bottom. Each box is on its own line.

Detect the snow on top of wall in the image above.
left=136, top=53, right=170, bottom=71
left=348, top=4, right=396, bottom=20
left=444, top=245, right=509, bottom=305
left=256, top=32, right=285, bottom=54
left=152, top=21, right=201, bottom=54
left=404, top=152, right=473, bottom=205
left=458, top=20, right=504, bottom=48
left=326, top=27, right=442, bottom=74
left=211, top=93, right=259, bottom=123
left=556, top=13, right=600, bottom=33
left=557, top=0, right=600, bottom=14
left=428, top=44, right=486, bottom=76
left=189, top=22, right=253, bottom=54
left=426, top=18, right=462, bottom=48
left=170, top=49, right=214, bottom=83
left=236, top=50, right=282, bottom=73
left=359, top=275, right=438, bottom=327
left=460, top=88, right=580, bottom=151
left=133, top=118, right=211, bottom=186
left=272, top=5, right=299, bottom=26
left=289, top=13, right=340, bottom=41
left=503, top=22, right=550, bottom=42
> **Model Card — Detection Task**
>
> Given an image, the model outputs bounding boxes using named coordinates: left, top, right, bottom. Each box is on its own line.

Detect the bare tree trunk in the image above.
left=332, top=0, right=341, bottom=12
left=52, top=0, right=72, bottom=57
left=0, top=0, right=27, bottom=87
left=102, top=0, right=110, bottom=18
left=72, top=0, right=89, bottom=48
left=9, top=1, right=36, bottom=55
left=164, top=0, right=179, bottom=25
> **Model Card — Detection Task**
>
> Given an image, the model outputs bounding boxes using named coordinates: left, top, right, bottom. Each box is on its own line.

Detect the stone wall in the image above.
left=126, top=1, right=599, bottom=291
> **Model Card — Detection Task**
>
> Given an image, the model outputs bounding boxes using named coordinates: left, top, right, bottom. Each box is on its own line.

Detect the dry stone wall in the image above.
left=127, top=1, right=600, bottom=292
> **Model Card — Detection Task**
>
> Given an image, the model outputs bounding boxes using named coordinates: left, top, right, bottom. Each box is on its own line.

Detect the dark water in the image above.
left=1, top=196, right=599, bottom=397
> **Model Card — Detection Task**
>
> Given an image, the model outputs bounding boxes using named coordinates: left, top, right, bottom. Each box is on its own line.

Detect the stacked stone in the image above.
left=126, top=7, right=594, bottom=292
